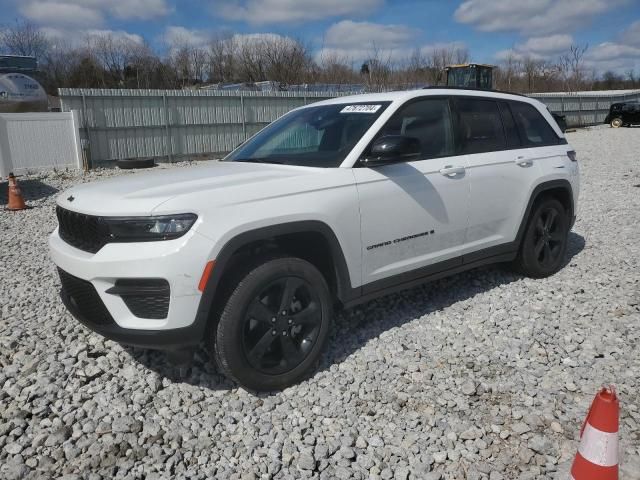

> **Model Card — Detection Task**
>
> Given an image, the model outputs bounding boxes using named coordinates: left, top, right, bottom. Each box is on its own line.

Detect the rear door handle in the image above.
left=439, top=165, right=465, bottom=177
left=515, top=156, right=533, bottom=167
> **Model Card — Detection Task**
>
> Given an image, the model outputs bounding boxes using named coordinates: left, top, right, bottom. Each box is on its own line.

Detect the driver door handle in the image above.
left=515, top=156, right=533, bottom=167
left=439, top=165, right=465, bottom=177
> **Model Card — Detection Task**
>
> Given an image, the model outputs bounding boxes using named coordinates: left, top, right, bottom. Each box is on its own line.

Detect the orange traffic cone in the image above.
left=570, top=386, right=619, bottom=480
left=6, top=173, right=27, bottom=211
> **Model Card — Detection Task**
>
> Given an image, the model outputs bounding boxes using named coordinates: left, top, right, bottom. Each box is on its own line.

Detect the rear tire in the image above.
left=512, top=198, right=569, bottom=278
left=610, top=117, right=623, bottom=128
left=211, top=257, right=332, bottom=391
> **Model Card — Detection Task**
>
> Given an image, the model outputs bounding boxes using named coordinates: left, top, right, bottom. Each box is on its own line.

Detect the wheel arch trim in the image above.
left=515, top=179, right=575, bottom=246
left=191, top=220, right=355, bottom=342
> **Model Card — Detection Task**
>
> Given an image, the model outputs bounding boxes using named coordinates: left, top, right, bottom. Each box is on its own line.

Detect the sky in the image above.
left=1, top=0, right=640, bottom=74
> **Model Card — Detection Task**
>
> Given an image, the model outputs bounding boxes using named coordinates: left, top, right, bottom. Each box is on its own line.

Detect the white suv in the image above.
left=50, top=88, right=579, bottom=391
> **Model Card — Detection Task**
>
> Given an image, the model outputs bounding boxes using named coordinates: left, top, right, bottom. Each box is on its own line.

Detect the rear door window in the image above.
left=455, top=98, right=506, bottom=154
left=510, top=101, right=560, bottom=146
left=498, top=102, right=521, bottom=148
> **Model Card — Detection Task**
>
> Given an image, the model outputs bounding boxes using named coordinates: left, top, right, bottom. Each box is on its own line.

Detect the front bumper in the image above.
left=49, top=228, right=216, bottom=349
left=59, top=284, right=202, bottom=349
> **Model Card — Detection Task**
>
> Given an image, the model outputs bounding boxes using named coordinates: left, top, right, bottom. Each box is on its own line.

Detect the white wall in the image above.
left=0, top=111, right=82, bottom=178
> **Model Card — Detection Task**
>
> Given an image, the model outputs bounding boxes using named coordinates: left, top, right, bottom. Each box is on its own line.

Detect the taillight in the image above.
left=567, top=150, right=577, bottom=162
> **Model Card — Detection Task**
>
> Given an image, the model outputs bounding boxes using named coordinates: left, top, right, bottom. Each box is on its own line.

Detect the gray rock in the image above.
left=338, top=446, right=355, bottom=460
left=512, top=422, right=531, bottom=435
left=380, top=468, right=393, bottom=480
left=394, top=466, right=409, bottom=480
left=297, top=452, right=316, bottom=471
left=460, top=428, right=480, bottom=440
left=433, top=451, right=447, bottom=464
left=528, top=435, right=553, bottom=455
left=368, top=436, right=385, bottom=448
left=461, top=380, right=477, bottom=396
left=355, top=436, right=368, bottom=449
left=3, top=443, right=22, bottom=455
left=423, top=473, right=442, bottom=480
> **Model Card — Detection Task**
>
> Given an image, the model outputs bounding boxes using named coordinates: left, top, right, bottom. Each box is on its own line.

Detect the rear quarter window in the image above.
left=510, top=101, right=560, bottom=147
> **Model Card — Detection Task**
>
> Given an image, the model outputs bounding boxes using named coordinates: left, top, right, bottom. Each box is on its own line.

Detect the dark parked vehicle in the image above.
left=604, top=102, right=640, bottom=128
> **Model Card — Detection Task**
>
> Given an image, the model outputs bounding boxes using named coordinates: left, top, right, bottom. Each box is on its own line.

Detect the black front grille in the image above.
left=56, top=206, right=108, bottom=253
left=111, top=279, right=170, bottom=319
left=58, top=268, right=114, bottom=326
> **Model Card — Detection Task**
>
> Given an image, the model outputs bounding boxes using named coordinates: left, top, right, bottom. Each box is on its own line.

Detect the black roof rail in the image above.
left=421, top=85, right=531, bottom=98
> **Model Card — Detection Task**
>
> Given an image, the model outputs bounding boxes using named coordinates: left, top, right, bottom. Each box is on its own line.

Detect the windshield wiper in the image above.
left=233, top=158, right=285, bottom=165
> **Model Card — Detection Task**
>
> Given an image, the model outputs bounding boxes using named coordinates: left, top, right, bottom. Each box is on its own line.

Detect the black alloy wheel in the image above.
left=242, top=276, right=322, bottom=375
left=212, top=257, right=332, bottom=391
left=532, top=207, right=564, bottom=269
left=513, top=197, right=569, bottom=278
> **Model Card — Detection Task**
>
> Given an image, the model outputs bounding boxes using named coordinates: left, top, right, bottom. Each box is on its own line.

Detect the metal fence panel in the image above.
left=59, top=88, right=640, bottom=166
left=530, top=91, right=640, bottom=128
left=59, top=89, right=341, bottom=165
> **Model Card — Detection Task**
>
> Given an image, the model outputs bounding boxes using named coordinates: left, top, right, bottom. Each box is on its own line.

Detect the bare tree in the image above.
left=123, top=43, right=164, bottom=88
left=497, top=52, right=522, bottom=92
left=521, top=56, right=539, bottom=93
left=558, top=43, right=589, bottom=92
left=164, top=29, right=210, bottom=87
left=39, top=40, right=82, bottom=91
left=316, top=52, right=358, bottom=85
left=87, top=33, right=150, bottom=87
left=454, top=47, right=470, bottom=65
left=360, top=45, right=394, bottom=91
left=0, top=20, right=50, bottom=59
left=235, top=36, right=267, bottom=82
left=262, top=36, right=311, bottom=85
left=208, top=33, right=236, bottom=83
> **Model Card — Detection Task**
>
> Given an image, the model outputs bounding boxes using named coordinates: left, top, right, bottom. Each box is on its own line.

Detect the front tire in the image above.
left=513, top=198, right=569, bottom=278
left=212, top=257, right=332, bottom=391
left=610, top=117, right=623, bottom=128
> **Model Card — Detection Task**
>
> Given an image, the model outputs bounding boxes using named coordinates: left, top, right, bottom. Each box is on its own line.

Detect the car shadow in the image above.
left=376, top=162, right=452, bottom=224
left=0, top=178, right=59, bottom=204
left=319, top=231, right=586, bottom=372
left=125, top=231, right=586, bottom=394
left=122, top=346, right=237, bottom=391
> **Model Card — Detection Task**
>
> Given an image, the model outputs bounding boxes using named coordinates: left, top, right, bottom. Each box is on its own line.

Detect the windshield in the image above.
left=225, top=102, right=390, bottom=167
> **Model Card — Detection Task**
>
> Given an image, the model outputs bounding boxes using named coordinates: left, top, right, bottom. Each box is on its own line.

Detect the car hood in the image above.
left=56, top=161, right=320, bottom=216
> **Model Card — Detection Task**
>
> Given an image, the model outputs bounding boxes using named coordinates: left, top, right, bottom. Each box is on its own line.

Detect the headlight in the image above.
left=103, top=214, right=197, bottom=242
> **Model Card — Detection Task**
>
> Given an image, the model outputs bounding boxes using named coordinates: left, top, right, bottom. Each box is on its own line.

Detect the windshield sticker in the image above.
left=340, top=104, right=382, bottom=114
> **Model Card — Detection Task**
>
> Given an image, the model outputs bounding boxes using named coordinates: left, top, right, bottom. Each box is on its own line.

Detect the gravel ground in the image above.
left=1, top=127, right=639, bottom=480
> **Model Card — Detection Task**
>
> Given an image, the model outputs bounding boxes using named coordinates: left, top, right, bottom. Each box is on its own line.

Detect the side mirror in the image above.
left=362, top=135, right=421, bottom=167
